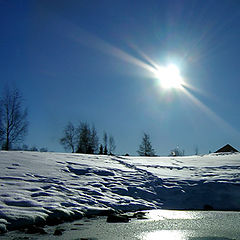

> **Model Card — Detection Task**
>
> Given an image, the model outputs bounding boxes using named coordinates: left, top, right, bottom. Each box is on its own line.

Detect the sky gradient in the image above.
left=1, top=0, right=240, bottom=155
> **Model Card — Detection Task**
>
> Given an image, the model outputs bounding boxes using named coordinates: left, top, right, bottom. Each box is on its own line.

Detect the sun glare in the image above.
left=141, top=230, right=188, bottom=240
left=155, top=64, right=184, bottom=90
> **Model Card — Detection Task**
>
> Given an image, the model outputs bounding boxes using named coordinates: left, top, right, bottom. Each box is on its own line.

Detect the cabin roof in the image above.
left=215, top=144, right=239, bottom=153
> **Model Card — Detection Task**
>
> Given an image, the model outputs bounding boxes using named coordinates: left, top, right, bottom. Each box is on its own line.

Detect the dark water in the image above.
left=2, top=210, right=240, bottom=240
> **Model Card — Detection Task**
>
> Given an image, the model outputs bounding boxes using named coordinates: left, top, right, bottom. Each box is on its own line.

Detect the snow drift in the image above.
left=1, top=151, right=240, bottom=233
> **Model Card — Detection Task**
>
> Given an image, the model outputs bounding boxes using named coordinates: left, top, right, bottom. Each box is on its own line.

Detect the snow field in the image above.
left=1, top=151, right=240, bottom=233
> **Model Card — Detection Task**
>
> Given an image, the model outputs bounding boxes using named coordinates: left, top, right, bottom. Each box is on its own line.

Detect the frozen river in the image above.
left=2, top=210, right=240, bottom=240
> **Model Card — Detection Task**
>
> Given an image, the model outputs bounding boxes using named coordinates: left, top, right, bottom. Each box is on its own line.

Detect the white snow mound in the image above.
left=1, top=151, right=240, bottom=232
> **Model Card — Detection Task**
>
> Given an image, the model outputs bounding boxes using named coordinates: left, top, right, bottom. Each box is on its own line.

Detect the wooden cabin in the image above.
left=215, top=144, right=239, bottom=153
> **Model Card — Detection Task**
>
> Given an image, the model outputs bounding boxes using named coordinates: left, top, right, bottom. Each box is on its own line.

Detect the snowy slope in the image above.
left=0, top=151, right=240, bottom=233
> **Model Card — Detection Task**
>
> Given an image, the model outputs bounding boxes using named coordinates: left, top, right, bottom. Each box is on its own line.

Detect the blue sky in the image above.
left=1, top=0, right=240, bottom=155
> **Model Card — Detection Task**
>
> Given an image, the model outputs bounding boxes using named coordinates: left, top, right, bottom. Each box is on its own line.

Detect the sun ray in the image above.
left=181, top=87, right=240, bottom=137
left=127, top=42, right=160, bottom=71
left=63, top=18, right=240, bottom=138
left=70, top=26, right=156, bottom=74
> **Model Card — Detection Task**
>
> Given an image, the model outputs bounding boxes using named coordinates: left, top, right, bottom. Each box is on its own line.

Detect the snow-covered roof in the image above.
left=215, top=144, right=239, bottom=153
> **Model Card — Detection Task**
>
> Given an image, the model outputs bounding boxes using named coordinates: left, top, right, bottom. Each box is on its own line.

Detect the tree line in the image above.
left=0, top=86, right=187, bottom=156
left=60, top=122, right=116, bottom=155
left=137, top=133, right=185, bottom=157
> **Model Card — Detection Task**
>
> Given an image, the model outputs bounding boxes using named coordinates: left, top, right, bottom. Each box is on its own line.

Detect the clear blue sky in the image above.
left=1, top=0, right=240, bottom=155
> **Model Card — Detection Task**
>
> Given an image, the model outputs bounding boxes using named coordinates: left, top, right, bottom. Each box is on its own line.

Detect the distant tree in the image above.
left=76, top=122, right=91, bottom=154
left=60, top=122, right=77, bottom=153
left=137, top=133, right=155, bottom=156
left=22, top=144, right=29, bottom=151
left=76, top=122, right=99, bottom=154
left=195, top=146, right=199, bottom=155
left=109, top=135, right=116, bottom=155
left=12, top=145, right=22, bottom=151
left=0, top=87, right=28, bottom=150
left=90, top=125, right=99, bottom=153
left=0, top=108, right=2, bottom=142
left=99, top=144, right=103, bottom=154
left=103, top=132, right=108, bottom=155
left=40, top=147, right=48, bottom=152
left=30, top=146, right=38, bottom=152
left=104, top=145, right=108, bottom=155
left=169, top=147, right=184, bottom=156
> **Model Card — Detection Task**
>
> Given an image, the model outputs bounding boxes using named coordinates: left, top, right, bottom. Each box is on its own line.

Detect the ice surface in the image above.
left=0, top=151, right=240, bottom=232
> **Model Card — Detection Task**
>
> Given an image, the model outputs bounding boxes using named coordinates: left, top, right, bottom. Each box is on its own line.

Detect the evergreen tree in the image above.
left=103, top=132, right=108, bottom=155
left=104, top=145, right=108, bottom=155
left=99, top=144, right=103, bottom=154
left=137, top=133, right=155, bottom=156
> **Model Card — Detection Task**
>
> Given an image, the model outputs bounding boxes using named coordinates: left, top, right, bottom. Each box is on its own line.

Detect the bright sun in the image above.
left=155, top=64, right=184, bottom=89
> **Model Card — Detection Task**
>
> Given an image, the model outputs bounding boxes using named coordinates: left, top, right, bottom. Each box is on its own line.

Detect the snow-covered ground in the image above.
left=1, top=151, right=240, bottom=233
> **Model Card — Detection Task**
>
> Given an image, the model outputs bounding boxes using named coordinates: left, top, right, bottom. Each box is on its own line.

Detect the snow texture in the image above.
left=1, top=151, right=240, bottom=232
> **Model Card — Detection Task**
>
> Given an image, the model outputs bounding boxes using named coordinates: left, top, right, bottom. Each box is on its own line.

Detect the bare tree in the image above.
left=195, top=146, right=199, bottom=155
left=76, top=122, right=99, bottom=154
left=76, top=122, right=91, bottom=154
left=40, top=147, right=48, bottom=152
left=0, top=87, right=28, bottom=150
left=60, top=122, right=77, bottom=153
left=90, top=125, right=99, bottom=153
left=22, top=144, right=29, bottom=151
left=169, top=146, right=184, bottom=156
left=30, top=146, right=38, bottom=152
left=103, top=132, right=108, bottom=155
left=137, top=133, right=155, bottom=156
left=109, top=135, right=116, bottom=155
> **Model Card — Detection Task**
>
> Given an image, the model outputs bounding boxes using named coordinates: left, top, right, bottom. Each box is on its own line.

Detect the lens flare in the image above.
left=67, top=22, right=239, bottom=137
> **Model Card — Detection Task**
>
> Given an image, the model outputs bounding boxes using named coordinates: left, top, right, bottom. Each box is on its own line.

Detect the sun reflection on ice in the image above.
left=145, top=209, right=200, bottom=221
left=141, top=230, right=189, bottom=240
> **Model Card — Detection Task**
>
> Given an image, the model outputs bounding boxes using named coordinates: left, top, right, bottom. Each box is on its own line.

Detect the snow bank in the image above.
left=1, top=151, right=240, bottom=232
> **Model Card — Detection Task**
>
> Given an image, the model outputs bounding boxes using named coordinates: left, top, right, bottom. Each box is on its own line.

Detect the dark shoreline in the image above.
left=2, top=207, right=240, bottom=236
